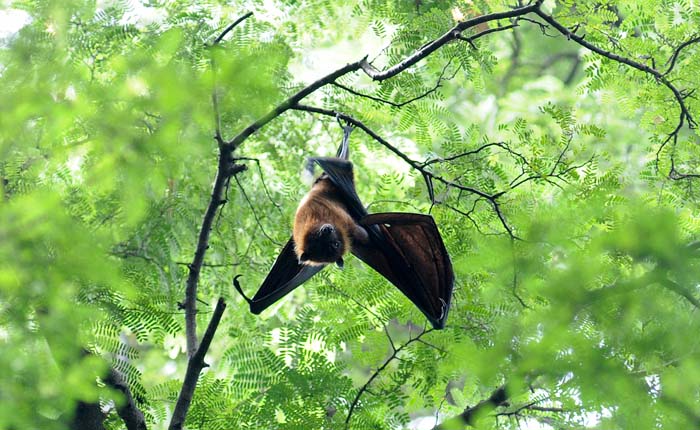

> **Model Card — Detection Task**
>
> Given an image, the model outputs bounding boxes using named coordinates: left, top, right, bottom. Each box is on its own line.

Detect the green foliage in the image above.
left=2, top=0, right=700, bottom=429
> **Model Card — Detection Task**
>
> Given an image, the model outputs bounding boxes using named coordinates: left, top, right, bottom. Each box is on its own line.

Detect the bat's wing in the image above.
left=312, top=157, right=368, bottom=218
left=351, top=213, right=454, bottom=329
left=236, top=237, right=326, bottom=314
left=314, top=158, right=454, bottom=328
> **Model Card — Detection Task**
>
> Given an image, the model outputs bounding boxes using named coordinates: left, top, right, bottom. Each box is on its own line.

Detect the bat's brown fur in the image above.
left=293, top=176, right=365, bottom=265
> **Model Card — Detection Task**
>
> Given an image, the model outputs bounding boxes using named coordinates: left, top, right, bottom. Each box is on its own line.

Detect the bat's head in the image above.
left=299, top=223, right=345, bottom=266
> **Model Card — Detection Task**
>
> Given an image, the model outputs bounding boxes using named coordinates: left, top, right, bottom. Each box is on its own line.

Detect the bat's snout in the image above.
left=318, top=224, right=335, bottom=236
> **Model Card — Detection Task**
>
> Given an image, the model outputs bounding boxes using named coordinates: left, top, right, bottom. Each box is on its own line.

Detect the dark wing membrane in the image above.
left=248, top=237, right=326, bottom=314
left=311, top=157, right=368, bottom=219
left=352, top=213, right=454, bottom=329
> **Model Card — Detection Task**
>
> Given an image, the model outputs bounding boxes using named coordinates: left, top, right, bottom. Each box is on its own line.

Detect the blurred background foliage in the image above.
left=1, top=0, right=699, bottom=429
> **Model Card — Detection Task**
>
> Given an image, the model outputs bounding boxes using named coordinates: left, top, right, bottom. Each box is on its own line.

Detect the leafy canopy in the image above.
left=1, top=0, right=699, bottom=429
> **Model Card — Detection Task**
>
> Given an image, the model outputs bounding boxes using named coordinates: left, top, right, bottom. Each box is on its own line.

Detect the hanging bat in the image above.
left=234, top=126, right=454, bottom=329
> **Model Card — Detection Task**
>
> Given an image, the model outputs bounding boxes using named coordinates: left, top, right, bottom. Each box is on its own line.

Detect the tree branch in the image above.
left=345, top=329, right=434, bottom=428
left=181, top=13, right=254, bottom=358
left=434, top=385, right=509, bottom=429
left=292, top=104, right=518, bottom=237
left=232, top=174, right=283, bottom=246
left=211, top=12, right=253, bottom=45
left=531, top=7, right=697, bottom=180
left=332, top=58, right=457, bottom=108
left=361, top=1, right=544, bottom=81
left=183, top=151, right=232, bottom=357
left=211, top=12, right=254, bottom=144
left=105, top=368, right=147, bottom=430
left=168, top=298, right=227, bottom=430
left=216, top=3, right=547, bottom=155
left=533, top=9, right=695, bottom=127
left=224, top=60, right=366, bottom=149
left=663, top=35, right=700, bottom=76
left=456, top=23, right=519, bottom=48
left=661, top=279, right=700, bottom=310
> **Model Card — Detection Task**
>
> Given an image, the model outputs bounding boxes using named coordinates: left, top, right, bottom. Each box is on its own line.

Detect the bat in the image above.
left=234, top=126, right=454, bottom=329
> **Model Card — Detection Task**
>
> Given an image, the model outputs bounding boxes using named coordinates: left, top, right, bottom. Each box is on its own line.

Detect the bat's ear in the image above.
left=300, top=252, right=310, bottom=262
left=336, top=258, right=344, bottom=269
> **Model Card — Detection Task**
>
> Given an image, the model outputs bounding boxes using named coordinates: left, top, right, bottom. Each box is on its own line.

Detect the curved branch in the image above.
left=664, top=35, right=700, bottom=76
left=210, top=12, right=254, bottom=144
left=220, top=3, right=544, bottom=154
left=332, top=58, right=458, bottom=108
left=232, top=174, right=283, bottom=246
left=345, top=329, right=435, bottom=428
left=532, top=8, right=696, bottom=131
left=457, top=23, right=519, bottom=48
left=422, top=141, right=516, bottom=166
left=211, top=12, right=253, bottom=45
left=291, top=104, right=496, bottom=200
left=362, top=1, right=544, bottom=81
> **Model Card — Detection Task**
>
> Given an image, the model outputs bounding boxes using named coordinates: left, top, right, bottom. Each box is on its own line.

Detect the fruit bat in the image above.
left=234, top=126, right=454, bottom=329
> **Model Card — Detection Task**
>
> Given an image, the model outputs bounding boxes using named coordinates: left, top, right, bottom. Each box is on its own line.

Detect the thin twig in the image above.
left=345, top=329, right=435, bottom=428
left=434, top=385, right=509, bottom=429
left=333, top=59, right=458, bottom=108
left=291, top=104, right=518, bottom=237
left=422, top=141, right=517, bottom=167
left=233, top=175, right=283, bottom=246
left=211, top=12, right=254, bottom=46
left=456, top=23, right=519, bottom=47
left=663, top=35, right=700, bottom=76
left=235, top=156, right=285, bottom=215
left=210, top=12, right=253, bottom=144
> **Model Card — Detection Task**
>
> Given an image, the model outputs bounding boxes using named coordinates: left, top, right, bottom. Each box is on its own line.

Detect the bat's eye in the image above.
left=332, top=241, right=341, bottom=249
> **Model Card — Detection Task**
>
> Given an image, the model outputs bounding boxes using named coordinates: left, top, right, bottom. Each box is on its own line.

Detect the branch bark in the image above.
left=183, top=150, right=231, bottom=356
left=105, top=368, right=147, bottom=430
left=169, top=298, right=227, bottom=430
left=71, top=401, right=105, bottom=430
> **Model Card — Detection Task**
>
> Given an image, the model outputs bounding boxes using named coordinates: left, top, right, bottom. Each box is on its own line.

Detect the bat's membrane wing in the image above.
left=351, top=213, right=454, bottom=329
left=311, top=157, right=368, bottom=219
left=243, top=237, right=325, bottom=314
